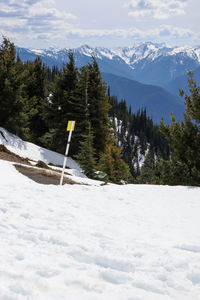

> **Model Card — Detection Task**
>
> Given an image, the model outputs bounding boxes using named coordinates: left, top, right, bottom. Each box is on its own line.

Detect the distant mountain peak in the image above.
left=16, top=42, right=200, bottom=90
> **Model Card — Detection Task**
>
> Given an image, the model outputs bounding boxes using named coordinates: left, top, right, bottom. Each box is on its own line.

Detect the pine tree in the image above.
left=139, top=147, right=156, bottom=184
left=97, top=143, right=132, bottom=184
left=67, top=66, right=89, bottom=156
left=97, top=120, right=133, bottom=184
left=44, top=51, right=79, bottom=153
left=160, top=72, right=200, bottom=186
left=87, top=56, right=110, bottom=157
left=0, top=37, right=22, bottom=133
left=14, top=56, right=32, bottom=138
left=25, top=57, right=48, bottom=143
left=75, top=122, right=97, bottom=178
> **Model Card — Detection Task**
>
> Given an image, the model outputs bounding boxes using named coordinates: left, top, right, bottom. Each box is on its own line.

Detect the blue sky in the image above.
left=0, top=0, right=199, bottom=49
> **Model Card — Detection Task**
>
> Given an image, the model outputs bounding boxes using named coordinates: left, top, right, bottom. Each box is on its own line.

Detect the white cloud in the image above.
left=1, top=21, right=197, bottom=48
left=0, top=0, right=197, bottom=48
left=0, top=0, right=77, bottom=40
left=124, top=0, right=187, bottom=19
left=28, top=2, right=76, bottom=20
left=66, top=25, right=195, bottom=41
left=158, top=25, right=193, bottom=39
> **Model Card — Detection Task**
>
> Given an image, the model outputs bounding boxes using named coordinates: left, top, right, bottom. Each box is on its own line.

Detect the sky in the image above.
left=0, top=0, right=200, bottom=49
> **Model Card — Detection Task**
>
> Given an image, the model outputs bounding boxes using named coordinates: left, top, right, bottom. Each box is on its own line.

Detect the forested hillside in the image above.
left=1, top=37, right=200, bottom=186
left=103, top=72, right=185, bottom=124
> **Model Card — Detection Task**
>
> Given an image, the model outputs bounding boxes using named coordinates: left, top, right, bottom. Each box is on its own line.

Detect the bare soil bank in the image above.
left=0, top=145, right=80, bottom=185
left=15, top=165, right=78, bottom=185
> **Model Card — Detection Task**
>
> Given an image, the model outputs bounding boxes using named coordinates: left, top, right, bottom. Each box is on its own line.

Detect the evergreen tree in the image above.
left=139, top=147, right=156, bottom=184
left=97, top=121, right=133, bottom=184
left=97, top=142, right=132, bottom=184
left=75, top=122, right=97, bottom=178
left=87, top=56, right=110, bottom=157
left=67, top=66, right=89, bottom=155
left=160, top=72, right=200, bottom=186
left=132, top=140, right=140, bottom=178
left=14, top=56, right=32, bottom=138
left=0, top=37, right=172, bottom=185
left=0, top=37, right=22, bottom=133
left=24, top=57, right=48, bottom=143
left=108, top=96, right=169, bottom=180
left=44, top=51, right=79, bottom=153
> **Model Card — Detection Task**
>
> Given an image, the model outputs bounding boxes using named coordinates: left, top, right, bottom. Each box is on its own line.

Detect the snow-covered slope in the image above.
left=0, top=130, right=200, bottom=299
left=0, top=160, right=200, bottom=299
left=0, top=127, right=84, bottom=178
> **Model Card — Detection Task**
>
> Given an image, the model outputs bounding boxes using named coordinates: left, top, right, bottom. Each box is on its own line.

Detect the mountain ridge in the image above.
left=16, top=42, right=197, bottom=123
left=16, top=42, right=200, bottom=88
left=102, top=72, right=185, bottom=124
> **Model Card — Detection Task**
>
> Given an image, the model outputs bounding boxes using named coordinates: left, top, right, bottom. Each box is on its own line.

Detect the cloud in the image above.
left=158, top=25, right=193, bottom=39
left=66, top=25, right=195, bottom=42
left=0, top=0, right=197, bottom=48
left=124, top=0, right=187, bottom=19
left=0, top=0, right=77, bottom=42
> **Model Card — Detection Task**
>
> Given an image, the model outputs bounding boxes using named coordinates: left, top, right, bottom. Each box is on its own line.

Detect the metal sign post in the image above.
left=59, top=121, right=75, bottom=186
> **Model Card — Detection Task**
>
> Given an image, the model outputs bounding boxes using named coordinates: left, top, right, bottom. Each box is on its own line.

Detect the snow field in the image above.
left=0, top=160, right=200, bottom=299
left=0, top=127, right=84, bottom=178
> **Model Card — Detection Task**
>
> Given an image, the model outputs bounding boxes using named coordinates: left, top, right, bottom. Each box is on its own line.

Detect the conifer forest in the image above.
left=1, top=37, right=200, bottom=185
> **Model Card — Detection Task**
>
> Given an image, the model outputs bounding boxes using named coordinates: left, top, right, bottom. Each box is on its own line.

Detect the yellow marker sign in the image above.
left=67, top=120, right=76, bottom=131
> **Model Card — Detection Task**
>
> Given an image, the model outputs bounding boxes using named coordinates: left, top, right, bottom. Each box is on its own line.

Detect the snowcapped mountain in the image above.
left=16, top=42, right=200, bottom=122
left=16, top=42, right=200, bottom=88
left=24, top=42, right=200, bottom=67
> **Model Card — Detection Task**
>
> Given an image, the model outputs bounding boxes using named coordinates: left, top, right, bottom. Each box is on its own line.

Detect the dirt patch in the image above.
left=35, top=160, right=50, bottom=169
left=14, top=164, right=79, bottom=185
left=1, top=144, right=81, bottom=185
left=0, top=145, right=30, bottom=165
left=0, top=145, right=71, bottom=173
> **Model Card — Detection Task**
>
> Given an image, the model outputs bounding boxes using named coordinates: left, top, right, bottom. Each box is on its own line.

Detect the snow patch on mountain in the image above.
left=77, top=45, right=95, bottom=57
left=15, top=42, right=200, bottom=93
left=32, top=49, right=45, bottom=56
left=112, top=43, right=170, bottom=65
left=0, top=127, right=84, bottom=177
left=168, top=46, right=200, bottom=62
left=18, top=42, right=200, bottom=68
